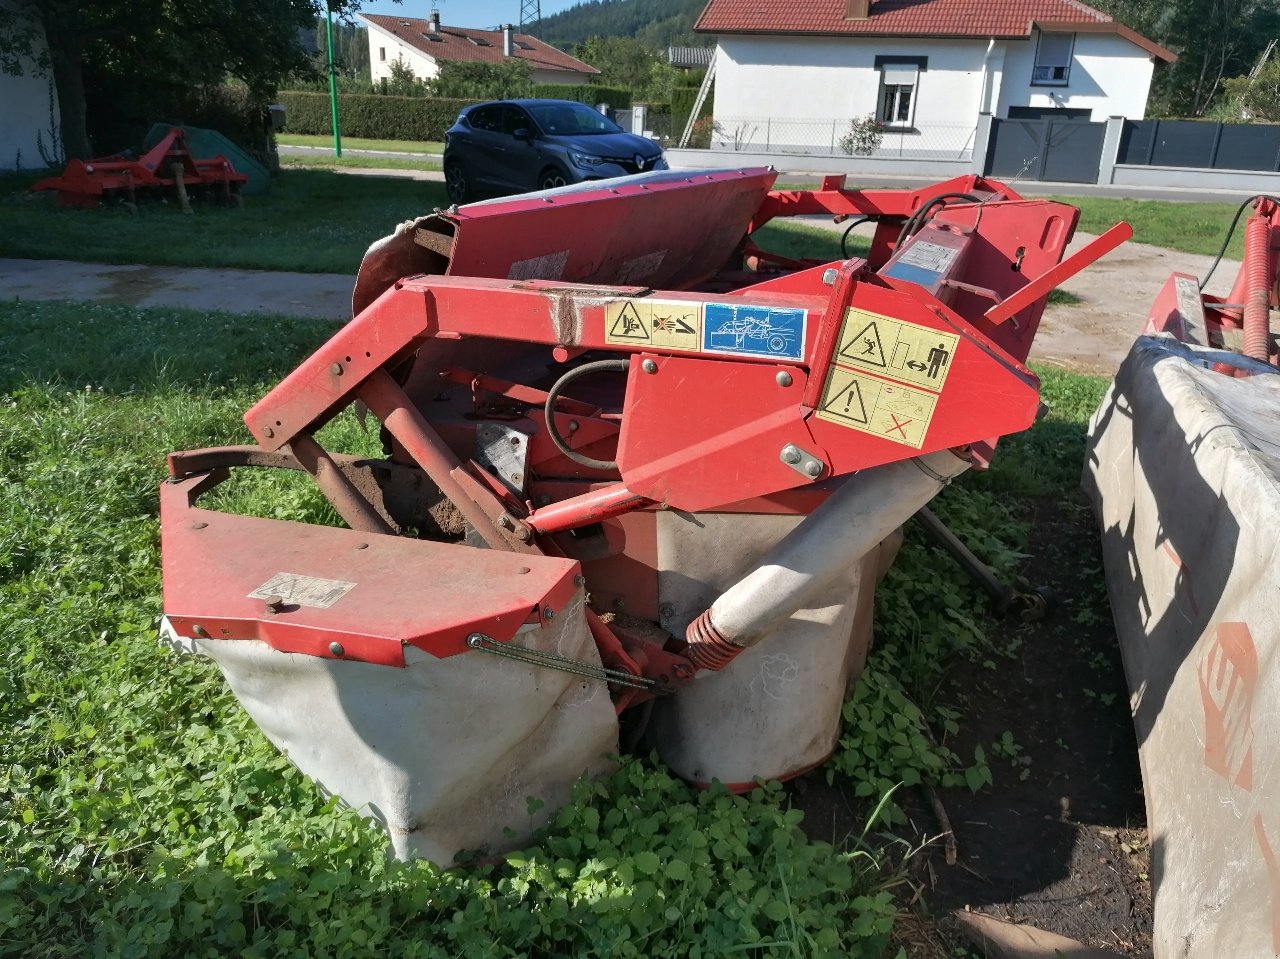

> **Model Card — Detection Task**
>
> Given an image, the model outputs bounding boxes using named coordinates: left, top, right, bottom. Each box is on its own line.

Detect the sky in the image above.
left=357, top=0, right=582, bottom=31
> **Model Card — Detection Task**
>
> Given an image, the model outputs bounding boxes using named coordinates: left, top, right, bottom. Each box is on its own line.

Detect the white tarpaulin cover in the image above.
left=1083, top=335, right=1280, bottom=958
left=195, top=595, right=619, bottom=865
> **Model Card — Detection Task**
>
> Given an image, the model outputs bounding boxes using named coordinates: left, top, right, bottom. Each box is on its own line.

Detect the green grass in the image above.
left=1054, top=196, right=1245, bottom=260
left=0, top=296, right=1113, bottom=957
left=1047, top=289, right=1083, bottom=306
left=0, top=169, right=448, bottom=274
left=279, top=154, right=442, bottom=173
left=277, top=133, right=444, bottom=154
left=0, top=299, right=908, bottom=959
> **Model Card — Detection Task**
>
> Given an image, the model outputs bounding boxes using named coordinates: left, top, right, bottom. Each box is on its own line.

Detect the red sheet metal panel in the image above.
left=160, top=476, right=580, bottom=664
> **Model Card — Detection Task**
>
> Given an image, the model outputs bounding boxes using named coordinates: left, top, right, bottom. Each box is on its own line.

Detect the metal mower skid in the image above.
left=160, top=168, right=1127, bottom=863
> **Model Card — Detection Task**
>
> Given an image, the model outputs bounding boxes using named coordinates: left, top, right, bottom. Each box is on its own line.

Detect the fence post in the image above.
left=831, top=120, right=837, bottom=154
left=1208, top=121, right=1224, bottom=169
left=1144, top=118, right=1159, bottom=166
left=970, top=113, right=993, bottom=174
left=766, top=118, right=771, bottom=150
left=1096, top=116, right=1124, bottom=185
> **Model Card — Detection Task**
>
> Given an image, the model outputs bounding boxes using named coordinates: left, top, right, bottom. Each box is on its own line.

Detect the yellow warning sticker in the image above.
left=604, top=299, right=701, bottom=352
left=834, top=308, right=959, bottom=391
left=815, top=367, right=938, bottom=449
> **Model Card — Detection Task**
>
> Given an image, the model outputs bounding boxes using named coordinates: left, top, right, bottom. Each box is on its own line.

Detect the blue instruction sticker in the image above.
left=701, top=303, right=807, bottom=360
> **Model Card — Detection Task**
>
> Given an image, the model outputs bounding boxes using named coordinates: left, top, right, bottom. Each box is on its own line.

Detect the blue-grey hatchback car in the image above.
left=442, top=99, right=667, bottom=204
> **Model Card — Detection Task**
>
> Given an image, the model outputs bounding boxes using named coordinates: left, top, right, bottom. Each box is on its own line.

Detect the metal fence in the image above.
left=706, top=117, right=978, bottom=160
left=1117, top=119, right=1280, bottom=172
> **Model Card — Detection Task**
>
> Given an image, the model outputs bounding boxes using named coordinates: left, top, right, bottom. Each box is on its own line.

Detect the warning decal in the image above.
left=819, top=308, right=959, bottom=447
left=835, top=308, right=959, bottom=391
left=816, top=368, right=937, bottom=448
left=604, top=299, right=701, bottom=351
left=248, top=572, right=356, bottom=609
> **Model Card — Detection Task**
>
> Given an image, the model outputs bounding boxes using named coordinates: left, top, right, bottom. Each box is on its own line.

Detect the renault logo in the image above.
left=634, top=154, right=646, bottom=168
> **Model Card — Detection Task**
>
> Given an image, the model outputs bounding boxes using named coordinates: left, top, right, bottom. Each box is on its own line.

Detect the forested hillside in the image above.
left=536, top=0, right=709, bottom=50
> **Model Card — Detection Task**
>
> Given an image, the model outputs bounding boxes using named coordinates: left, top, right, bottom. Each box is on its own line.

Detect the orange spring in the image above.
left=684, top=609, right=745, bottom=671
left=1243, top=214, right=1273, bottom=364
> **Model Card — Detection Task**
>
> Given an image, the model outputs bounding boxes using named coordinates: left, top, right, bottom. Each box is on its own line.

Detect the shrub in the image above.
left=838, top=116, right=886, bottom=157
left=531, top=84, right=631, bottom=110
left=276, top=91, right=482, bottom=140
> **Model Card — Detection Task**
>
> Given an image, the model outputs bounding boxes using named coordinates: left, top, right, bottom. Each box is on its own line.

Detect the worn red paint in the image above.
left=1198, top=622, right=1258, bottom=791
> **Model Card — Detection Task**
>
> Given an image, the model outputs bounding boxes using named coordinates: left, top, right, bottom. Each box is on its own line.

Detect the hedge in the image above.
left=672, top=85, right=713, bottom=142
left=276, top=92, right=481, bottom=140
left=530, top=84, right=631, bottom=110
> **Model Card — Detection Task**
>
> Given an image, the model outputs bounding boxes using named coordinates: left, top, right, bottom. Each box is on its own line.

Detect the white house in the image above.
left=0, top=0, right=63, bottom=170
left=361, top=12, right=599, bottom=86
left=694, top=0, right=1174, bottom=157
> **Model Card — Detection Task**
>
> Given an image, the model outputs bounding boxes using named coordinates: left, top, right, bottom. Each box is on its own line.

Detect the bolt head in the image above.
left=330, top=362, right=343, bottom=376
left=328, top=641, right=345, bottom=657
left=192, top=624, right=208, bottom=638
left=543, top=607, right=555, bottom=620
left=822, top=268, right=838, bottom=285
left=782, top=446, right=802, bottom=465
left=804, top=460, right=823, bottom=477
left=263, top=426, right=275, bottom=438
left=466, top=632, right=486, bottom=648
left=776, top=370, right=793, bottom=387
left=264, top=594, right=284, bottom=612
left=642, top=359, right=658, bottom=374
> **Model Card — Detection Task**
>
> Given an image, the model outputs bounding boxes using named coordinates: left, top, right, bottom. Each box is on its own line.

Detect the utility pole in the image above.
left=325, top=0, right=343, bottom=157
left=519, top=0, right=541, bottom=34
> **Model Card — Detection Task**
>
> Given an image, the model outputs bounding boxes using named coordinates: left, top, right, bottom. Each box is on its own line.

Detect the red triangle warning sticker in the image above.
left=608, top=301, right=650, bottom=341
left=839, top=320, right=886, bottom=367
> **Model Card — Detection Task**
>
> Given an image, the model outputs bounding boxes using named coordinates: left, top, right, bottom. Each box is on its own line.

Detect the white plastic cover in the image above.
left=1083, top=335, right=1280, bottom=958
left=195, top=594, right=618, bottom=865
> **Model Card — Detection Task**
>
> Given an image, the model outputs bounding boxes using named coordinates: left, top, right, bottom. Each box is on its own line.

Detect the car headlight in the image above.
left=569, top=151, right=604, bottom=169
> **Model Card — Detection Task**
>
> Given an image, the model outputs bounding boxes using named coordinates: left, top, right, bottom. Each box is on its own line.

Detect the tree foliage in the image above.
left=536, top=0, right=709, bottom=51
left=0, top=0, right=347, bottom=159
left=426, top=60, right=535, bottom=100
left=573, top=35, right=682, bottom=103
left=1093, top=0, right=1280, bottom=116
left=1222, top=57, right=1280, bottom=120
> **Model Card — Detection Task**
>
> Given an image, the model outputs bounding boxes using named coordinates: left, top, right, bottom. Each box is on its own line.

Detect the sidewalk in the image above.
left=0, top=258, right=352, bottom=320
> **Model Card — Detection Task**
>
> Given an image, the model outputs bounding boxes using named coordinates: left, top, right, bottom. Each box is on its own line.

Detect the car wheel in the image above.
left=539, top=167, right=568, bottom=191
left=444, top=162, right=471, bottom=204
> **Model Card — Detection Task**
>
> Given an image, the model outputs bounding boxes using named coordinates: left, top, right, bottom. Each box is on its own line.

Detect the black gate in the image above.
left=985, top=117, right=1107, bottom=183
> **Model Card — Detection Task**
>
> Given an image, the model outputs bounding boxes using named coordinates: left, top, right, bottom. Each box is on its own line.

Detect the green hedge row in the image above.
left=276, top=91, right=481, bottom=140
left=530, top=84, right=631, bottom=110
left=672, top=85, right=713, bottom=140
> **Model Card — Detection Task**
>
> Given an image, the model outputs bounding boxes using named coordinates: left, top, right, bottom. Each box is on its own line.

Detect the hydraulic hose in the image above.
left=683, top=449, right=972, bottom=671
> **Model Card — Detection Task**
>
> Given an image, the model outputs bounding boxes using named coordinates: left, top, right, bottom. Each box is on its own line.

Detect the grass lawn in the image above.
left=277, top=133, right=444, bottom=154
left=1054, top=195, right=1245, bottom=260
left=0, top=169, right=448, bottom=274
left=0, top=293, right=1112, bottom=957
left=279, top=154, right=442, bottom=174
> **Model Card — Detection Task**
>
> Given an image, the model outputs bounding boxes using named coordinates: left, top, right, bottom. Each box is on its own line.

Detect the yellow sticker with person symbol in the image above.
left=603, top=299, right=701, bottom=352
left=833, top=308, right=959, bottom=390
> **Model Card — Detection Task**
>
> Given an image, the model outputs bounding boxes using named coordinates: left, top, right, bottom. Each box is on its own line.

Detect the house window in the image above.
left=874, top=57, right=926, bottom=128
left=1033, top=32, right=1074, bottom=85
left=379, top=47, right=386, bottom=62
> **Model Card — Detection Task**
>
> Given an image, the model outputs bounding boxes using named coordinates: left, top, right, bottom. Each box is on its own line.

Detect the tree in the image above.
left=427, top=60, right=534, bottom=100
left=1093, top=0, right=1280, bottom=116
left=0, top=0, right=354, bottom=159
left=1222, top=58, right=1280, bottom=119
left=573, top=35, right=662, bottom=93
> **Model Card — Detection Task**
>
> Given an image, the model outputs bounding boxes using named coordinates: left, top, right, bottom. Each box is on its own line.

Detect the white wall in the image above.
left=715, top=35, right=989, bottom=125
left=997, top=31, right=1155, bottom=120
left=367, top=25, right=441, bottom=83
left=0, top=7, right=63, bottom=170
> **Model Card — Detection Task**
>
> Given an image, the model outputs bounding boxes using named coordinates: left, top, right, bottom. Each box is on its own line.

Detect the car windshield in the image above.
left=527, top=102, right=623, bottom=136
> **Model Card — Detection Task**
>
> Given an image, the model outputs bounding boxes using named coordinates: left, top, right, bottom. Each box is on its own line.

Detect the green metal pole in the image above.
left=325, top=3, right=342, bottom=157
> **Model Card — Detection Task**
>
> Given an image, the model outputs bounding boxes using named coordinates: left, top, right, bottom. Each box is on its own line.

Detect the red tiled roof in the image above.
left=695, top=0, right=1175, bottom=61
left=362, top=15, right=600, bottom=75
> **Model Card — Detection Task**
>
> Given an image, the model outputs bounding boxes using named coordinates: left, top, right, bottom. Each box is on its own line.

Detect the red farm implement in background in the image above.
left=159, top=168, right=1129, bottom=865
left=32, top=126, right=248, bottom=211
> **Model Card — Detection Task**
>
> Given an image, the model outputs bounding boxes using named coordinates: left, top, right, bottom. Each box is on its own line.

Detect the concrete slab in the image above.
left=0, top=258, right=354, bottom=321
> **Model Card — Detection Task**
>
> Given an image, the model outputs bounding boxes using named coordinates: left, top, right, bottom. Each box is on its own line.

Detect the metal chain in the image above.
left=466, top=633, right=658, bottom=691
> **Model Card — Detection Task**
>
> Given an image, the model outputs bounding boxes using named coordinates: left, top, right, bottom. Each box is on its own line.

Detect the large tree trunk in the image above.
left=43, top=23, right=90, bottom=160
